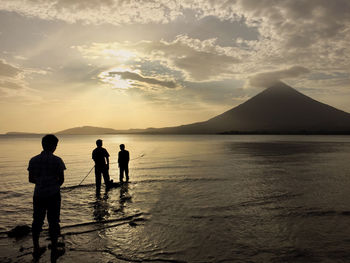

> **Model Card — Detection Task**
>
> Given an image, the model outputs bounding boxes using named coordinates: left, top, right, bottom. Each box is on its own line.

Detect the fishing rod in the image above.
left=63, top=165, right=95, bottom=192
left=70, top=153, right=145, bottom=189
left=109, top=153, right=145, bottom=164
left=76, top=165, right=95, bottom=187
left=131, top=153, right=145, bottom=160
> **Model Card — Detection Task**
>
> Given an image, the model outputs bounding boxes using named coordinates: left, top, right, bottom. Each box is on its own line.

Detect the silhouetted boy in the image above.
left=28, top=134, right=66, bottom=260
left=92, top=139, right=111, bottom=194
left=118, top=144, right=130, bottom=183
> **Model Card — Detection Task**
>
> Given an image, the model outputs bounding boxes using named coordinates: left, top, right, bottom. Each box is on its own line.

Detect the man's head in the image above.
left=96, top=139, right=103, bottom=147
left=120, top=144, right=125, bottom=150
left=42, top=134, right=59, bottom=152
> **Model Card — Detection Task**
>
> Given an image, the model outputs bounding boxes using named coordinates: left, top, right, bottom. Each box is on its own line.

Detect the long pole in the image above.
left=76, top=165, right=95, bottom=187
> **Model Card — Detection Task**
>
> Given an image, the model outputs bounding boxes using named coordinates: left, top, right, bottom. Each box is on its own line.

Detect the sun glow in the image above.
left=102, top=49, right=136, bottom=61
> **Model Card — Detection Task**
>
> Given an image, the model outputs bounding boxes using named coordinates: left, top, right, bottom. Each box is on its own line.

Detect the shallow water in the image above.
left=1, top=134, right=350, bottom=262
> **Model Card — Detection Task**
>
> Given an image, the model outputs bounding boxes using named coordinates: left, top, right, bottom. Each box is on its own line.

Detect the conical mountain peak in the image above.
left=204, top=82, right=350, bottom=133
left=247, top=82, right=306, bottom=104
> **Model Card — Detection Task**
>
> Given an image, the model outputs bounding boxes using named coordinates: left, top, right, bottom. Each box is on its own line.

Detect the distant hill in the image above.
left=56, top=126, right=161, bottom=135
left=5, top=132, right=41, bottom=135
left=57, top=126, right=120, bottom=135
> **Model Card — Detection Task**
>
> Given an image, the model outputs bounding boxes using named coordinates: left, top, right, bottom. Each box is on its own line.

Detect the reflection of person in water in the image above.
left=119, top=183, right=130, bottom=214
left=28, top=134, right=66, bottom=260
left=92, top=139, right=112, bottom=195
left=118, top=144, right=130, bottom=183
left=93, top=193, right=110, bottom=222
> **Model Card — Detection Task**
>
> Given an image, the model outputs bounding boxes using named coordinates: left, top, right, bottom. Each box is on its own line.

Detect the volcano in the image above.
left=143, top=82, right=350, bottom=134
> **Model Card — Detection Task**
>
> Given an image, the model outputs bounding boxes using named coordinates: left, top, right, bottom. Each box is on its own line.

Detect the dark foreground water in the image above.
left=1, top=135, right=350, bottom=262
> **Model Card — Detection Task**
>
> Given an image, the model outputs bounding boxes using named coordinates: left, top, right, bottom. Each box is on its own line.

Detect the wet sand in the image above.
left=0, top=186, right=153, bottom=263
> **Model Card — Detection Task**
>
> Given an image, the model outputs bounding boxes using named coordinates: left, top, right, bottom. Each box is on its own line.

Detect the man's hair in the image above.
left=42, top=134, right=59, bottom=151
left=120, top=144, right=125, bottom=150
left=96, top=139, right=103, bottom=147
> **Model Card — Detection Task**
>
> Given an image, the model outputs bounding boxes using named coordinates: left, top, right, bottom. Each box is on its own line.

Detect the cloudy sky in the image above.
left=0, top=0, right=349, bottom=133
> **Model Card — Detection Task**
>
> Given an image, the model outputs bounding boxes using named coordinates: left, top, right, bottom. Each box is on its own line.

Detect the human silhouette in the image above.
left=118, top=144, right=130, bottom=183
left=28, top=134, right=66, bottom=260
left=92, top=139, right=112, bottom=195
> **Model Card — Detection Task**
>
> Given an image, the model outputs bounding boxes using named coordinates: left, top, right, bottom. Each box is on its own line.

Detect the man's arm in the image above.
left=105, top=149, right=110, bottom=169
left=58, top=158, right=66, bottom=186
left=29, top=170, right=36, bottom=184
left=58, top=170, right=64, bottom=186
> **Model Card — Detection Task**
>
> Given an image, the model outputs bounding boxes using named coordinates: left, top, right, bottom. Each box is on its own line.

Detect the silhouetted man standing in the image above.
left=28, top=134, right=66, bottom=260
left=118, top=144, right=130, bottom=183
left=92, top=139, right=111, bottom=194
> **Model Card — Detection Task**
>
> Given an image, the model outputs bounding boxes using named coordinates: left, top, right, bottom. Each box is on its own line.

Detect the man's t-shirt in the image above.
left=28, top=151, right=66, bottom=197
left=92, top=147, right=109, bottom=168
left=118, top=150, right=129, bottom=167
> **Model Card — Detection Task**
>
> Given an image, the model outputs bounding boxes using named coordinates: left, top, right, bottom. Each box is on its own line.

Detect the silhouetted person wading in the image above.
left=28, top=134, right=66, bottom=260
left=118, top=144, right=130, bottom=183
left=92, top=139, right=111, bottom=194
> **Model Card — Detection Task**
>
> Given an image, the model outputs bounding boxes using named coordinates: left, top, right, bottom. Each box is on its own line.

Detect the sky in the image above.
left=0, top=0, right=349, bottom=133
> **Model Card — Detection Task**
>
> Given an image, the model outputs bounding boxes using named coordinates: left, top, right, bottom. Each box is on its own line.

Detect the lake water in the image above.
left=1, top=134, right=350, bottom=262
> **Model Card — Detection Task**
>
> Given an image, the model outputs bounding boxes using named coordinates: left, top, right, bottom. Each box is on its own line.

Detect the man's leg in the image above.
left=119, top=167, right=124, bottom=183
left=125, top=166, right=129, bottom=182
left=95, top=168, right=102, bottom=195
left=47, top=193, right=61, bottom=249
left=102, top=167, right=111, bottom=187
left=32, top=195, right=47, bottom=257
left=47, top=193, right=65, bottom=261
